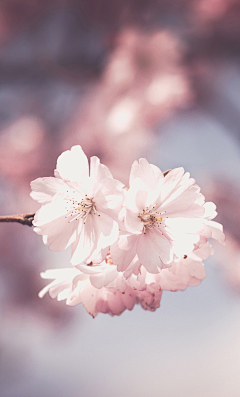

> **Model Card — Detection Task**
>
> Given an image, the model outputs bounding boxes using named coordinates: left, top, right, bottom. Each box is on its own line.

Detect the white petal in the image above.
left=94, top=177, right=124, bottom=212
left=136, top=233, right=161, bottom=274
left=149, top=229, right=173, bottom=264
left=85, top=246, right=109, bottom=264
left=33, top=201, right=78, bottom=251
left=150, top=164, right=164, bottom=183
left=90, top=267, right=118, bottom=289
left=125, top=209, right=143, bottom=234
left=207, top=221, right=226, bottom=244
left=30, top=177, right=66, bottom=204
left=160, top=186, right=205, bottom=217
left=129, top=158, right=157, bottom=190
left=93, top=212, right=119, bottom=252
left=111, top=234, right=139, bottom=272
left=172, top=234, right=200, bottom=257
left=56, top=145, right=89, bottom=184
left=159, top=258, right=206, bottom=291
left=33, top=200, right=67, bottom=225
left=158, top=167, right=185, bottom=203
left=125, top=178, right=147, bottom=212
left=165, top=218, right=205, bottom=234
left=90, top=156, right=113, bottom=181
left=204, top=202, right=217, bottom=220
left=190, top=242, right=212, bottom=261
left=70, top=217, right=97, bottom=265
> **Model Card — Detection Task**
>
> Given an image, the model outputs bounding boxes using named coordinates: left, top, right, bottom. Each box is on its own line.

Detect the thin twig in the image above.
left=0, top=213, right=35, bottom=227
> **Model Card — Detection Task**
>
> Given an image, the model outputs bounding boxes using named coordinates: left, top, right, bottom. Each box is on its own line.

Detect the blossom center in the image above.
left=138, top=204, right=166, bottom=233
left=65, top=191, right=99, bottom=224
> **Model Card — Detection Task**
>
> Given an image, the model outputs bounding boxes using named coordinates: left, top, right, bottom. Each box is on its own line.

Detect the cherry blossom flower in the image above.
left=39, top=243, right=210, bottom=317
left=39, top=266, right=138, bottom=317
left=39, top=264, right=164, bottom=317
left=33, top=148, right=224, bottom=317
left=111, top=158, right=208, bottom=275
left=156, top=245, right=208, bottom=291
left=31, top=146, right=124, bottom=265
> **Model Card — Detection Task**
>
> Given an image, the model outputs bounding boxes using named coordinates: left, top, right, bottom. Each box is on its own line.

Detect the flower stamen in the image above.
left=138, top=207, right=166, bottom=233
left=65, top=192, right=100, bottom=223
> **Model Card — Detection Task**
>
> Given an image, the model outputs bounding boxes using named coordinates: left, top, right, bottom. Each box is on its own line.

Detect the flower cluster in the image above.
left=31, top=146, right=225, bottom=317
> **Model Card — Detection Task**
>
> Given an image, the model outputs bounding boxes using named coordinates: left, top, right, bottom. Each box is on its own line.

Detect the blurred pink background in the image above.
left=1, top=1, right=240, bottom=396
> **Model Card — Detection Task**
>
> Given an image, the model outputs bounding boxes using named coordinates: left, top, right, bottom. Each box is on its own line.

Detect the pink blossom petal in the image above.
left=33, top=202, right=78, bottom=251
left=70, top=217, right=96, bottom=265
left=158, top=167, right=185, bottom=203
left=111, top=234, right=139, bottom=272
left=190, top=242, right=212, bottom=261
left=106, top=290, right=128, bottom=315
left=150, top=164, right=164, bottom=183
left=121, top=288, right=136, bottom=310
left=84, top=246, right=109, bottom=265
left=207, top=221, right=226, bottom=244
left=125, top=208, right=143, bottom=234
left=138, top=289, right=162, bottom=311
left=125, top=178, right=148, bottom=212
left=93, top=212, right=119, bottom=252
left=123, top=255, right=141, bottom=278
left=39, top=268, right=78, bottom=298
left=33, top=200, right=67, bottom=225
left=89, top=267, right=119, bottom=289
left=136, top=233, right=162, bottom=273
left=95, top=178, right=124, bottom=212
left=160, top=186, right=205, bottom=217
left=90, top=156, right=113, bottom=181
left=130, top=158, right=157, bottom=190
left=30, top=177, right=66, bottom=204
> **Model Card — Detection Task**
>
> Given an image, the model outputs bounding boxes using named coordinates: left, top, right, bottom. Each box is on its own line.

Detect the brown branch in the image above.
left=0, top=213, right=35, bottom=227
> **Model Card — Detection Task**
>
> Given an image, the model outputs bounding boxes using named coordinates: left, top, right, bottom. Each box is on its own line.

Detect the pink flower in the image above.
left=125, top=244, right=208, bottom=296
left=31, top=146, right=124, bottom=265
left=39, top=254, right=164, bottom=316
left=39, top=245, right=208, bottom=317
left=35, top=149, right=224, bottom=318
left=39, top=266, right=137, bottom=317
left=157, top=246, right=208, bottom=291
left=111, top=159, right=207, bottom=275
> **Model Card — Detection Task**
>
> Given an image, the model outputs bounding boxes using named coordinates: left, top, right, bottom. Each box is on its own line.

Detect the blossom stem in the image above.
left=0, top=213, right=35, bottom=227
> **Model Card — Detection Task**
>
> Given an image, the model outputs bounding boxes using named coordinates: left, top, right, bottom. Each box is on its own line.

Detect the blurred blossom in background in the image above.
left=1, top=1, right=240, bottom=396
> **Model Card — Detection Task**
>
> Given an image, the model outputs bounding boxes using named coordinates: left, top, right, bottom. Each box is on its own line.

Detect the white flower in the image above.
left=31, top=146, right=124, bottom=265
left=35, top=149, right=225, bottom=318
left=39, top=266, right=137, bottom=317
left=111, top=158, right=207, bottom=275
left=39, top=244, right=210, bottom=317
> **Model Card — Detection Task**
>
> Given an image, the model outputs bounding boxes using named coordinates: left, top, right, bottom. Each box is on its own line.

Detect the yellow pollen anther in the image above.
left=77, top=206, right=83, bottom=211
left=157, top=216, right=162, bottom=222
